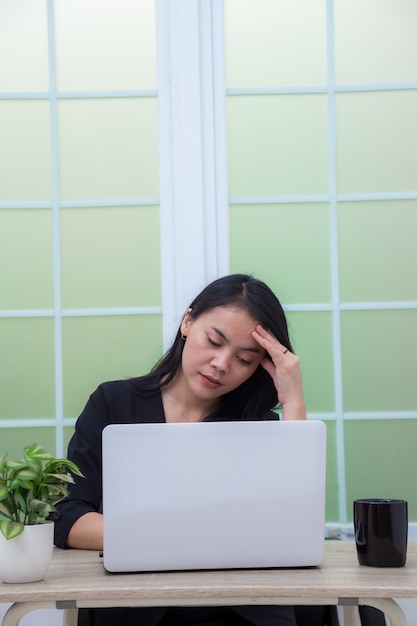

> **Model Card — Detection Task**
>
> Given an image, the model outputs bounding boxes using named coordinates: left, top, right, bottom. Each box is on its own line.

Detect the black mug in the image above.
left=354, top=499, right=408, bottom=567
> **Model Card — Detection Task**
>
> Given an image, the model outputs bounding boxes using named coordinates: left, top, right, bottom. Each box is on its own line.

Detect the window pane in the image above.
left=61, top=206, right=161, bottom=309
left=334, top=0, right=417, bottom=84
left=286, top=311, right=334, bottom=414
left=230, top=203, right=331, bottom=304
left=227, top=95, right=328, bottom=196
left=0, top=318, right=55, bottom=419
left=62, top=315, right=162, bottom=418
left=345, top=419, right=417, bottom=522
left=324, top=420, right=339, bottom=522
left=58, top=98, right=159, bottom=200
left=341, top=310, right=417, bottom=412
left=0, top=428, right=56, bottom=460
left=0, top=208, right=54, bottom=309
left=336, top=91, right=417, bottom=194
left=0, top=0, right=49, bottom=91
left=55, top=0, right=157, bottom=91
left=225, top=0, right=327, bottom=88
left=339, top=200, right=417, bottom=303
left=0, top=101, right=51, bottom=201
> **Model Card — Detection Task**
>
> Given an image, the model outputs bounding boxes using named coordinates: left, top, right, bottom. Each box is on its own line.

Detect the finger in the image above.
left=260, top=357, right=276, bottom=378
left=252, top=325, right=289, bottom=356
left=252, top=325, right=282, bottom=348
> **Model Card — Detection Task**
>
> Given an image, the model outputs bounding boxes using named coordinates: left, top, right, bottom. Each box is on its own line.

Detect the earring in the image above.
left=181, top=334, right=186, bottom=341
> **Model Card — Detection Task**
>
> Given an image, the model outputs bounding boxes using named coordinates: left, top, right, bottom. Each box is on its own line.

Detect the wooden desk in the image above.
left=1, top=541, right=416, bottom=626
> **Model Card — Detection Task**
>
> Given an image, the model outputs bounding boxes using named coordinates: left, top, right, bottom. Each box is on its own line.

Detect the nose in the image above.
left=211, top=349, right=231, bottom=373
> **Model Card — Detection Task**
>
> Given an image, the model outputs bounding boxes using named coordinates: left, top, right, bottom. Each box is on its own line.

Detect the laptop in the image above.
left=102, top=419, right=326, bottom=572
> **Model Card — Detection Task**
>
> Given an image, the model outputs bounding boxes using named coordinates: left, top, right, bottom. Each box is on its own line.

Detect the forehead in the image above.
left=191, top=306, right=265, bottom=356
left=196, top=306, right=259, bottom=332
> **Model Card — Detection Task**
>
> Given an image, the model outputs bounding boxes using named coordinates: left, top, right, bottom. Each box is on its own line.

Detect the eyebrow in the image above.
left=211, top=326, right=262, bottom=353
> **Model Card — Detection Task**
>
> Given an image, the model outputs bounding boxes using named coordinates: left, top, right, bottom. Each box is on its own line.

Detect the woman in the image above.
left=54, top=274, right=306, bottom=626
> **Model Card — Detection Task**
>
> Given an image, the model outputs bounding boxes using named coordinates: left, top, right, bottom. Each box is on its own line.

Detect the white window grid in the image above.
left=1, top=0, right=416, bottom=523
left=0, top=0, right=159, bottom=458
left=225, top=0, right=417, bottom=522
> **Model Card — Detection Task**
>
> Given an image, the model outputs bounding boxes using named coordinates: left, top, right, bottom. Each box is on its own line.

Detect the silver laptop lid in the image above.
left=102, top=420, right=326, bottom=572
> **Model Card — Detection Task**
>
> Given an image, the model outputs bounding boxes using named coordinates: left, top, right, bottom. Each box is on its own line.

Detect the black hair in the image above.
left=130, top=274, right=293, bottom=421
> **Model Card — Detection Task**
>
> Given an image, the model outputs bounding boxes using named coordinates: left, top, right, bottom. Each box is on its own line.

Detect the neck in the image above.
left=162, top=379, right=217, bottom=423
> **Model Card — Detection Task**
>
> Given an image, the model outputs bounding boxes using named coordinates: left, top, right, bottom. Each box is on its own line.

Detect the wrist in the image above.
left=281, top=399, right=307, bottom=421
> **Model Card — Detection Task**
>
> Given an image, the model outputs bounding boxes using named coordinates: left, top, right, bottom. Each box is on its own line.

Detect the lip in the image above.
left=200, top=373, right=222, bottom=388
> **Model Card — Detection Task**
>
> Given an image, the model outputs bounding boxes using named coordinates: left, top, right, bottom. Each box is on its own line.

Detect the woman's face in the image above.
left=179, top=305, right=266, bottom=402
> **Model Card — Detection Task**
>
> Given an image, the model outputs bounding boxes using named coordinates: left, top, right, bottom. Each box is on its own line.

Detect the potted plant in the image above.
left=0, top=443, right=83, bottom=583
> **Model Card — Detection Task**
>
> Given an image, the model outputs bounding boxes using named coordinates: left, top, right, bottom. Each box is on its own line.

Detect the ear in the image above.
left=180, top=308, right=193, bottom=338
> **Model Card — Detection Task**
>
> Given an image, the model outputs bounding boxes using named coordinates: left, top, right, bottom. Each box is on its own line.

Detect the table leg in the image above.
left=343, top=605, right=361, bottom=626
left=63, top=608, right=79, bottom=626
left=359, top=599, right=407, bottom=626
left=2, top=602, right=56, bottom=626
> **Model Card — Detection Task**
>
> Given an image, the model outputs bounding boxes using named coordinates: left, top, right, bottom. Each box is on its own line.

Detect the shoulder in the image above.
left=93, top=378, right=136, bottom=399
left=87, top=378, right=163, bottom=424
left=86, top=379, right=134, bottom=409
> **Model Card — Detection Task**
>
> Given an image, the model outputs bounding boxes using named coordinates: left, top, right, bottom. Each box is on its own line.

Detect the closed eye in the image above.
left=207, top=336, right=221, bottom=347
left=237, top=356, right=253, bottom=366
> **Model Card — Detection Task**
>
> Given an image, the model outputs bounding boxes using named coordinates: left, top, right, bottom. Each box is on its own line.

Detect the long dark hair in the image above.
left=131, top=274, right=293, bottom=421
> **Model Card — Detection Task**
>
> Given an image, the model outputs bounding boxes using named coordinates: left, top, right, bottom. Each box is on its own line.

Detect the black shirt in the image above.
left=54, top=380, right=295, bottom=626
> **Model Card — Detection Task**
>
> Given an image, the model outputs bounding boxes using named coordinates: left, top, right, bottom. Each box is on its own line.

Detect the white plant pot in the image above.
left=0, top=521, right=54, bottom=583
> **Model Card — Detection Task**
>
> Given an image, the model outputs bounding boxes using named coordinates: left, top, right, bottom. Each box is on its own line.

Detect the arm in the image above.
left=54, top=381, right=163, bottom=550
left=252, top=325, right=306, bottom=421
left=54, top=385, right=110, bottom=549
left=66, top=512, right=103, bottom=550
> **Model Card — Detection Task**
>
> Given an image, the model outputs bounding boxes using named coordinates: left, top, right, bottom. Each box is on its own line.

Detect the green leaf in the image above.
left=7, top=459, right=29, bottom=470
left=28, top=499, right=54, bottom=516
left=0, top=452, right=8, bottom=473
left=49, top=460, right=84, bottom=478
left=9, top=477, right=33, bottom=491
left=44, top=472, right=75, bottom=485
left=13, top=468, right=38, bottom=482
left=0, top=481, right=8, bottom=500
left=15, top=491, right=27, bottom=515
left=44, top=486, right=66, bottom=500
left=24, top=443, right=53, bottom=462
left=0, top=519, right=24, bottom=540
left=0, top=500, right=13, bottom=519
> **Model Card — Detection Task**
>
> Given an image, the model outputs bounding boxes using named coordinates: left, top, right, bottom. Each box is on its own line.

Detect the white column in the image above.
left=156, top=0, right=229, bottom=349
